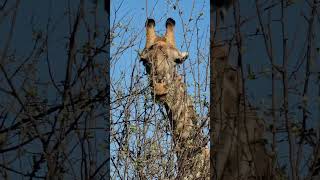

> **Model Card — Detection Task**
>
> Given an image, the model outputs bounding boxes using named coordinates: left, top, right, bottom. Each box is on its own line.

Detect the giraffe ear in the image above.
left=174, top=51, right=188, bottom=64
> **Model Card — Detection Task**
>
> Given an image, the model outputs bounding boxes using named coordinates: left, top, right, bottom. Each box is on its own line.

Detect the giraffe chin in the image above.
left=153, top=82, right=168, bottom=96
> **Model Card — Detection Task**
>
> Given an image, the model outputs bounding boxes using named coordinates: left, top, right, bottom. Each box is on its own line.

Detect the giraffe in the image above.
left=139, top=17, right=280, bottom=179
left=139, top=18, right=209, bottom=179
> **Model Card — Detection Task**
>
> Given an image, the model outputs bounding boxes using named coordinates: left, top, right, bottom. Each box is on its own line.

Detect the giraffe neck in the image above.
left=155, top=75, right=196, bottom=141
left=147, top=70, right=209, bottom=179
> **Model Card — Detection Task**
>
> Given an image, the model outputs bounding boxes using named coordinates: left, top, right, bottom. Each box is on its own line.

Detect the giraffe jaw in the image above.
left=153, top=82, right=168, bottom=96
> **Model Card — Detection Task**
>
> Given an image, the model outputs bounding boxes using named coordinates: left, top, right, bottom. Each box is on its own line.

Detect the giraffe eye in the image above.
left=140, top=58, right=148, bottom=63
left=174, top=59, right=182, bottom=63
left=139, top=50, right=149, bottom=62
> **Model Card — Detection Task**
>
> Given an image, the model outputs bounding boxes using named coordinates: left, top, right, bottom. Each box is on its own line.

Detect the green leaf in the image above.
left=247, top=64, right=256, bottom=80
left=129, top=125, right=137, bottom=133
left=248, top=73, right=256, bottom=80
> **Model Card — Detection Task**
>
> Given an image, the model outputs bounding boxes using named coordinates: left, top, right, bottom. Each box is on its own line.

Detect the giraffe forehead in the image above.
left=148, top=40, right=176, bottom=50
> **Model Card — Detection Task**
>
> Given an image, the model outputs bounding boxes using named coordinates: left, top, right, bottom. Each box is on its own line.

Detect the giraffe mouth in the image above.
left=152, top=81, right=168, bottom=96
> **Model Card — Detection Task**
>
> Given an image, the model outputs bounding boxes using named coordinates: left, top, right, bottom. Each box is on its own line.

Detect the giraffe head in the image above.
left=139, top=18, right=188, bottom=96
